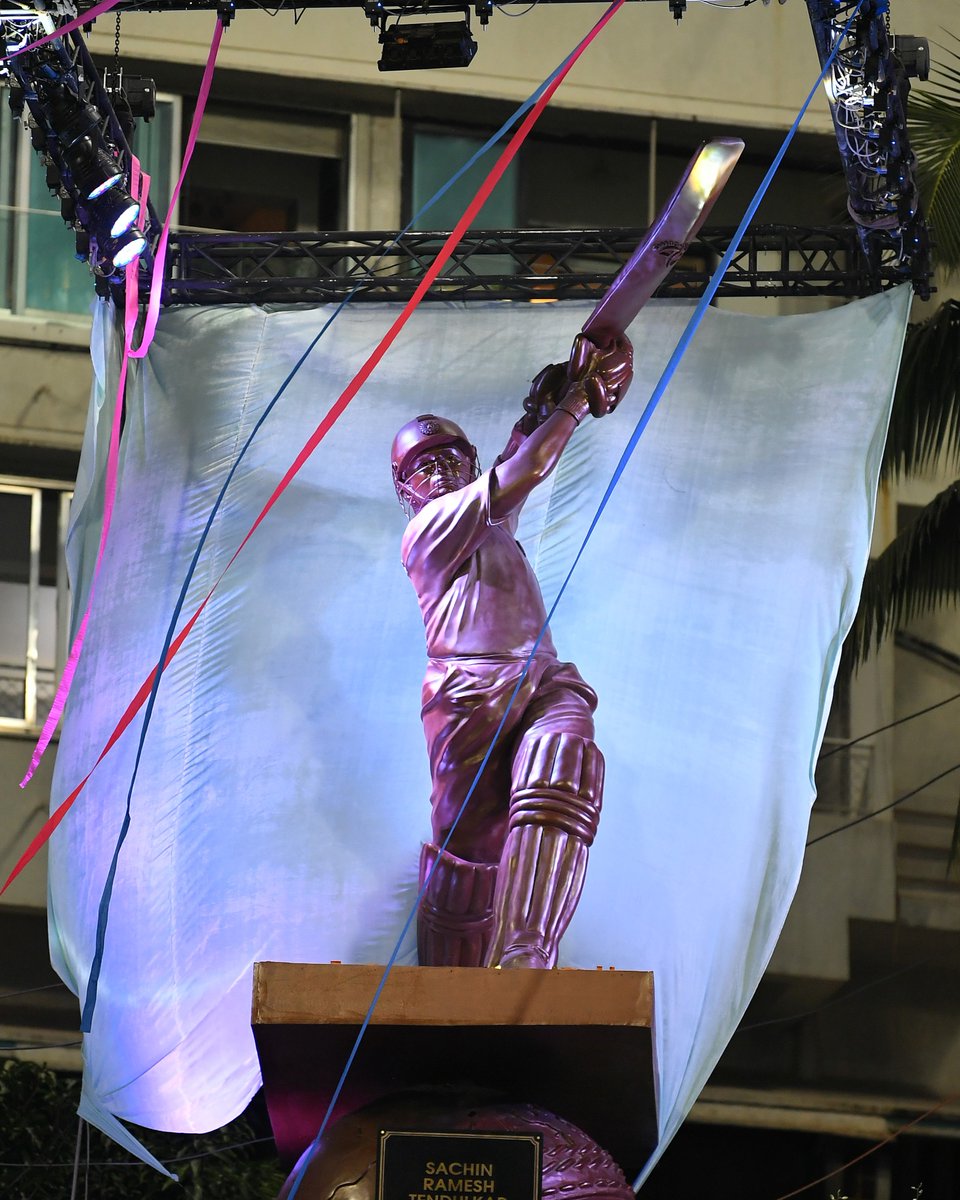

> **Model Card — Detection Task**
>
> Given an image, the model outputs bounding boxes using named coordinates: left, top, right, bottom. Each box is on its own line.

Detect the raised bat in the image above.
left=582, top=137, right=745, bottom=346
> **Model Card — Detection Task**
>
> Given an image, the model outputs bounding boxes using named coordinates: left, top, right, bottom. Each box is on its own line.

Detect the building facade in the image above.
left=1, top=1, right=957, bottom=1195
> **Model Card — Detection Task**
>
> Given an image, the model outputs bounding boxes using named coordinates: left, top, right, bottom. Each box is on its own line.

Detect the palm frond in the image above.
left=881, top=298, right=960, bottom=481
left=845, top=479, right=960, bottom=668
left=909, top=34, right=960, bottom=275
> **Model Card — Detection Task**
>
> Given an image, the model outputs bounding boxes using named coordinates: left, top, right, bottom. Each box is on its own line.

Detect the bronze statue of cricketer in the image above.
left=392, top=332, right=633, bottom=969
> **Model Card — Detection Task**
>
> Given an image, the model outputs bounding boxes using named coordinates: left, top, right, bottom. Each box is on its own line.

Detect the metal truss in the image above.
left=153, top=225, right=912, bottom=306
left=73, top=0, right=658, bottom=11
left=0, top=0, right=936, bottom=300
left=804, top=0, right=930, bottom=298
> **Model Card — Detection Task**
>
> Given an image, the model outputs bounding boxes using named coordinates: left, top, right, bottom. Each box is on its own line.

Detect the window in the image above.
left=408, top=120, right=842, bottom=232
left=410, top=129, right=517, bottom=231
left=0, top=90, right=179, bottom=318
left=179, top=107, right=346, bottom=234
left=0, top=476, right=72, bottom=731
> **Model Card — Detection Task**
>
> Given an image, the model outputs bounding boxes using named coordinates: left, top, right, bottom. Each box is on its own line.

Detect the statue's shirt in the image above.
left=401, top=471, right=557, bottom=660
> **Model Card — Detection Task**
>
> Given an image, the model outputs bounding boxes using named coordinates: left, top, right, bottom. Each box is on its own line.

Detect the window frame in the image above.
left=0, top=473, right=74, bottom=734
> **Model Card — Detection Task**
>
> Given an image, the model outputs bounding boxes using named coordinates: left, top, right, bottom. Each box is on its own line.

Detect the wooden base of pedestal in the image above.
left=252, top=962, right=657, bottom=1179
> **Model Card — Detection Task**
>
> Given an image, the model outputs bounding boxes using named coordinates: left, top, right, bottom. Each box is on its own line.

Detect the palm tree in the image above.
left=843, top=37, right=960, bottom=862
left=846, top=38, right=960, bottom=664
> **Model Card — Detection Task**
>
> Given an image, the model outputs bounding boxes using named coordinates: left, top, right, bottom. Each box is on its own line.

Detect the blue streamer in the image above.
left=285, top=5, right=867, bottom=1195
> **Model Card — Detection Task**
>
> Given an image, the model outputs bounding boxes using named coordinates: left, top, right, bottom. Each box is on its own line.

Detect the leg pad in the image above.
left=485, top=734, right=605, bottom=968
left=417, top=843, right=497, bottom=967
left=510, top=732, right=603, bottom=844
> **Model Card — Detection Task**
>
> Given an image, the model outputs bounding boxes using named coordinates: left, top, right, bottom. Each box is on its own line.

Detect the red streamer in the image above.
left=2, top=0, right=626, bottom=894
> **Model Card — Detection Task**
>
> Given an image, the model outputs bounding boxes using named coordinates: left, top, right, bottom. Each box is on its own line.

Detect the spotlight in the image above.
left=110, top=229, right=147, bottom=267
left=93, top=185, right=141, bottom=236
left=96, top=226, right=147, bottom=272
left=65, top=136, right=122, bottom=200
left=45, top=86, right=100, bottom=148
left=102, top=72, right=157, bottom=121
left=378, top=13, right=477, bottom=71
left=109, top=199, right=140, bottom=236
left=892, top=35, right=930, bottom=81
left=42, top=85, right=124, bottom=200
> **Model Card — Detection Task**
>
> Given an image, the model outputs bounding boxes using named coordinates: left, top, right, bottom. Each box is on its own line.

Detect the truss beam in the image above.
left=153, top=226, right=913, bottom=305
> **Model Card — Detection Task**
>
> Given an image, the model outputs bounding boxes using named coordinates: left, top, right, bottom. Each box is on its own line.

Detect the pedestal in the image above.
left=252, top=962, right=657, bottom=1179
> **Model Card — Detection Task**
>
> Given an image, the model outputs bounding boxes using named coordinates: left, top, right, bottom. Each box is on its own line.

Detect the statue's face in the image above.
left=402, top=444, right=476, bottom=510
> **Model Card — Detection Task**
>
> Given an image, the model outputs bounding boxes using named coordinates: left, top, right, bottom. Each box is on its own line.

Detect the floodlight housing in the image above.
left=892, top=35, right=930, bottom=81
left=378, top=18, right=477, bottom=71
left=111, top=229, right=147, bottom=268
left=66, top=136, right=123, bottom=200
left=91, top=185, right=141, bottom=237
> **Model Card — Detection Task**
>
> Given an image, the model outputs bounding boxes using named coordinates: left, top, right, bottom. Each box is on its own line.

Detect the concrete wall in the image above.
left=83, top=0, right=954, bottom=135
left=0, top=330, right=91, bottom=449
left=0, top=735, right=56, bottom=910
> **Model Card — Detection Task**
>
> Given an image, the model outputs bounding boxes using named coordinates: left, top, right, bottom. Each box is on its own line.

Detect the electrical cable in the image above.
left=736, top=956, right=932, bottom=1033
left=493, top=1, right=543, bottom=18
left=768, top=1092, right=960, bottom=1200
left=0, top=1039, right=82, bottom=1050
left=820, top=691, right=960, bottom=758
left=807, top=761, right=960, bottom=846
left=0, top=0, right=123, bottom=61
left=0, top=1135, right=276, bottom=1171
left=0, top=1160, right=144, bottom=1169
left=0, top=982, right=64, bottom=1000
left=165, top=1135, right=276, bottom=1163
left=69, top=1117, right=82, bottom=1200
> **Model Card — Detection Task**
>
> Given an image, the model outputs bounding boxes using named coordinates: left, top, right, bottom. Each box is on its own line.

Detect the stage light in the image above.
left=378, top=14, right=477, bottom=71
left=109, top=200, right=140, bottom=237
left=103, top=72, right=158, bottom=121
left=110, top=229, right=147, bottom=268
left=92, top=185, right=141, bottom=237
left=65, top=136, right=122, bottom=200
left=41, top=84, right=126, bottom=201
left=892, top=35, right=930, bottom=81
left=98, top=226, right=147, bottom=271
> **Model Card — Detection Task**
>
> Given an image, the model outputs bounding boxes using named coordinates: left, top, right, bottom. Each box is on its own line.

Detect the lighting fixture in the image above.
left=43, top=84, right=125, bottom=202
left=95, top=225, right=147, bottom=272
left=377, top=11, right=477, bottom=71
left=92, top=185, right=141, bottom=237
left=66, top=136, right=122, bottom=200
left=110, top=229, right=147, bottom=268
left=892, top=35, right=930, bottom=81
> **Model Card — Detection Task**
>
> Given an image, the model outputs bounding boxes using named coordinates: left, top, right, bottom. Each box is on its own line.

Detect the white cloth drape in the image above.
left=49, top=289, right=911, bottom=1177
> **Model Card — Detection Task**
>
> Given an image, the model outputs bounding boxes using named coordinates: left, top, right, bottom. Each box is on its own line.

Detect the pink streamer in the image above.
left=19, top=18, right=224, bottom=784
left=129, top=19, right=224, bottom=358
left=19, top=163, right=148, bottom=788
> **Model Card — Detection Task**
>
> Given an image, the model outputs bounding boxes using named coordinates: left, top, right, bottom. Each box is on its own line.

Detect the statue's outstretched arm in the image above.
left=490, top=333, right=633, bottom=523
